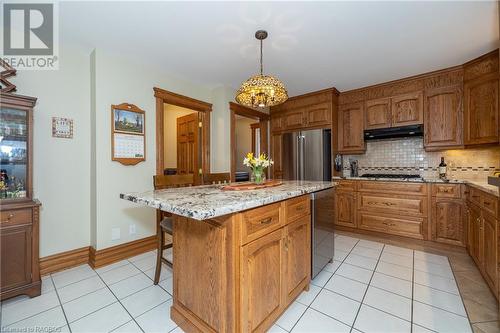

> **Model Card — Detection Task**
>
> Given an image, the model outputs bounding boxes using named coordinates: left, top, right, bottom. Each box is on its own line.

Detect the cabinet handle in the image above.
left=382, top=221, right=396, bottom=227
left=284, top=237, right=289, bottom=251
left=260, top=217, right=273, bottom=225
left=295, top=205, right=305, bottom=212
left=2, top=213, right=15, bottom=223
left=439, top=188, right=450, bottom=193
left=484, top=201, right=491, bottom=206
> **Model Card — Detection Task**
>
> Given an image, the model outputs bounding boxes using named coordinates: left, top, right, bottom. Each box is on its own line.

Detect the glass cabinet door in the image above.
left=0, top=108, right=29, bottom=200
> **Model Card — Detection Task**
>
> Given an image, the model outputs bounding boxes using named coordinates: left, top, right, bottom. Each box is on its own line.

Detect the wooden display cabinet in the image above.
left=0, top=92, right=41, bottom=300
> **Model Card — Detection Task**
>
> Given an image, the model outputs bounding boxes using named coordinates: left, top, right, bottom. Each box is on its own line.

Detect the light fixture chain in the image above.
left=260, top=39, right=263, bottom=76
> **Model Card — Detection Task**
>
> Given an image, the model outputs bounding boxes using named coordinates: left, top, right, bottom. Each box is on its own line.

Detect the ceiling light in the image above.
left=235, top=30, right=288, bottom=108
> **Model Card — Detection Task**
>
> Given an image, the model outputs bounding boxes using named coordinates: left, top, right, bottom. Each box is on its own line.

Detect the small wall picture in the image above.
left=113, top=108, right=144, bottom=134
left=52, top=117, right=74, bottom=138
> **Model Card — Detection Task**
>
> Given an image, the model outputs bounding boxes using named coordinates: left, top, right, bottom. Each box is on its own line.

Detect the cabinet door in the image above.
left=305, top=102, right=331, bottom=127
left=432, top=199, right=465, bottom=246
left=424, top=86, right=463, bottom=149
left=284, top=110, right=305, bottom=130
left=338, top=103, right=365, bottom=153
left=271, top=115, right=283, bottom=132
left=284, top=216, right=311, bottom=303
left=1, top=225, right=32, bottom=291
left=467, top=204, right=483, bottom=266
left=271, top=134, right=282, bottom=179
left=334, top=191, right=356, bottom=228
left=241, top=229, right=285, bottom=333
left=482, top=212, right=497, bottom=292
left=391, top=92, right=424, bottom=126
left=365, top=98, right=391, bottom=129
left=464, top=74, right=499, bottom=145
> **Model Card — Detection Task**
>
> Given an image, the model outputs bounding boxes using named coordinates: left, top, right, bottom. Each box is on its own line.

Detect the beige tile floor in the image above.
left=335, top=230, right=499, bottom=333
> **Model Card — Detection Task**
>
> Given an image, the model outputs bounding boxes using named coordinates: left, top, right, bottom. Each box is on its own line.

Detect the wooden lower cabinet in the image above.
left=334, top=191, right=356, bottom=228
left=482, top=212, right=497, bottom=293
left=171, top=195, right=311, bottom=333
left=467, top=203, right=483, bottom=266
left=241, top=229, right=285, bottom=332
left=432, top=198, right=465, bottom=246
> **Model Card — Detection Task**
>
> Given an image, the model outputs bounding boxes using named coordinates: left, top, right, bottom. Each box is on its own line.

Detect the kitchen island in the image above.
left=121, top=180, right=335, bottom=333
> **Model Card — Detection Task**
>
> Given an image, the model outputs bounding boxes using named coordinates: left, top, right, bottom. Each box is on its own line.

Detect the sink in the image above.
left=488, top=176, right=500, bottom=187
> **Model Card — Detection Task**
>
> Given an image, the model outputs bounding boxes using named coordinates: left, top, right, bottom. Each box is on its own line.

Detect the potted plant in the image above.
left=243, top=152, right=274, bottom=185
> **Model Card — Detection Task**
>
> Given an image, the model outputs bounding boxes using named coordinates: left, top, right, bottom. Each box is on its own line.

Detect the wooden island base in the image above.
left=170, top=195, right=312, bottom=333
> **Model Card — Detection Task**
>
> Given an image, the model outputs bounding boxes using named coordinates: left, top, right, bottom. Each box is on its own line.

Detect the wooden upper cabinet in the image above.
left=305, top=102, right=332, bottom=127
left=391, top=92, right=423, bottom=126
left=464, top=73, right=499, bottom=145
left=424, top=85, right=463, bottom=149
left=283, top=110, right=305, bottom=130
left=271, top=115, right=284, bottom=132
left=338, top=102, right=365, bottom=154
left=365, top=98, right=391, bottom=129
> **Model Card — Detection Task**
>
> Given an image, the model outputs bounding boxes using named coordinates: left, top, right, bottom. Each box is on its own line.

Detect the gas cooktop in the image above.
left=360, top=174, right=422, bottom=179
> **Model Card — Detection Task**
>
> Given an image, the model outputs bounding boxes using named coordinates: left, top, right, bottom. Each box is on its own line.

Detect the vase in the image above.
left=251, top=169, right=265, bottom=185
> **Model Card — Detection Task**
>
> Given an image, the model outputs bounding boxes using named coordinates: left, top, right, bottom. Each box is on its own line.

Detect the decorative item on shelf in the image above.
left=235, top=30, right=288, bottom=108
left=439, top=156, right=447, bottom=179
left=111, top=103, right=146, bottom=166
left=243, top=152, right=273, bottom=185
left=52, top=117, right=73, bottom=138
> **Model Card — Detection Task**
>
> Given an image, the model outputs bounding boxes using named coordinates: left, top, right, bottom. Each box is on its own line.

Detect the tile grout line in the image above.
left=447, top=256, right=475, bottom=332
left=410, top=247, right=415, bottom=333
left=93, top=267, right=147, bottom=333
left=287, top=237, right=361, bottom=332
left=49, top=275, right=73, bottom=332
left=126, top=257, right=174, bottom=297
left=348, top=243, right=385, bottom=333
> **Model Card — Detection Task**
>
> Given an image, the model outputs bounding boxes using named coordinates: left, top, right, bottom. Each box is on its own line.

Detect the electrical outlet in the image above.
left=129, top=224, right=136, bottom=235
left=111, top=228, right=121, bottom=240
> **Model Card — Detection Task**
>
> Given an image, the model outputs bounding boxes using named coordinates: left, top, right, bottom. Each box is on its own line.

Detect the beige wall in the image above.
left=163, top=104, right=196, bottom=170
left=235, top=116, right=256, bottom=172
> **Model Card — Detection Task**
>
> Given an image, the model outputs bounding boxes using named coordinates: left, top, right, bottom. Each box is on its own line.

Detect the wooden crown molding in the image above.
left=229, top=102, right=270, bottom=120
left=154, top=87, right=212, bottom=112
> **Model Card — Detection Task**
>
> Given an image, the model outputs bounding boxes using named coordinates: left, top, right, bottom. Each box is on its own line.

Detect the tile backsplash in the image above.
left=342, top=138, right=500, bottom=180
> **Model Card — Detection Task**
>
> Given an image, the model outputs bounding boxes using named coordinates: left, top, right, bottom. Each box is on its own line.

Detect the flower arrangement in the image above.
left=243, top=152, right=274, bottom=184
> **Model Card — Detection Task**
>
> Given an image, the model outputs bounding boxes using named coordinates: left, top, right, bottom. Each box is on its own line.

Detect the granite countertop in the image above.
left=121, top=180, right=336, bottom=220
left=332, top=176, right=499, bottom=197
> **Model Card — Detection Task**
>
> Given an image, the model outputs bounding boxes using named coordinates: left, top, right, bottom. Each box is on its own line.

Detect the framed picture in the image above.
left=111, top=103, right=146, bottom=165
left=52, top=117, right=74, bottom=138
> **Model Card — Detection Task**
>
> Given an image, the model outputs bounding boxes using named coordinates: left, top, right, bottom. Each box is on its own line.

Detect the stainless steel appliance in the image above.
left=281, top=129, right=334, bottom=278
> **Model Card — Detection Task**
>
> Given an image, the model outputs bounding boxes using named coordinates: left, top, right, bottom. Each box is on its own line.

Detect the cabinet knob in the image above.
left=260, top=217, right=273, bottom=225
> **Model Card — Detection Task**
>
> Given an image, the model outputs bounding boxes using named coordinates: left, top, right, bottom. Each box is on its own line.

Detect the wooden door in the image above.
left=432, top=199, right=465, bottom=246
left=284, top=216, right=311, bottom=303
left=176, top=113, right=199, bottom=177
left=338, top=102, right=365, bottom=153
left=391, top=92, right=424, bottom=126
left=334, top=191, right=356, bottom=228
left=424, top=86, right=463, bottom=149
left=271, top=134, right=283, bottom=179
left=1, top=225, right=32, bottom=291
left=468, top=204, right=482, bottom=266
left=464, top=74, right=499, bottom=145
left=241, top=229, right=284, bottom=333
left=482, top=212, right=497, bottom=291
left=284, top=110, right=305, bottom=130
left=305, top=102, right=331, bottom=128
left=365, top=98, right=391, bottom=129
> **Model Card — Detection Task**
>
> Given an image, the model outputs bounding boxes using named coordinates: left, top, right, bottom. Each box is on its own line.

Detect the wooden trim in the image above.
left=155, top=88, right=212, bottom=178
left=153, top=87, right=212, bottom=112
left=229, top=102, right=270, bottom=182
left=89, top=235, right=157, bottom=268
left=39, top=247, right=90, bottom=276
left=280, top=87, right=340, bottom=103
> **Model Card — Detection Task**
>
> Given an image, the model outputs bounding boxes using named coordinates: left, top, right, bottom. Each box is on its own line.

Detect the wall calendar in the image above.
left=111, top=103, right=146, bottom=165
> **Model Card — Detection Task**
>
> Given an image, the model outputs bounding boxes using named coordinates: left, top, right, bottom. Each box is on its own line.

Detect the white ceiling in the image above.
left=61, top=1, right=499, bottom=95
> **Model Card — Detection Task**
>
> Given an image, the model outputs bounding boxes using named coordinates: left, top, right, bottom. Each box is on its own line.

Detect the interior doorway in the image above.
left=154, top=87, right=212, bottom=185
left=229, top=102, right=270, bottom=182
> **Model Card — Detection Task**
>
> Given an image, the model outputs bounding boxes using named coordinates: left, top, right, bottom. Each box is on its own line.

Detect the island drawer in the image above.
left=358, top=181, right=427, bottom=196
left=481, top=192, right=498, bottom=218
left=468, top=187, right=483, bottom=206
left=241, top=202, right=283, bottom=245
left=358, top=212, right=424, bottom=239
left=285, top=195, right=310, bottom=223
left=431, top=184, right=461, bottom=199
left=357, top=193, right=427, bottom=217
left=0, top=208, right=32, bottom=227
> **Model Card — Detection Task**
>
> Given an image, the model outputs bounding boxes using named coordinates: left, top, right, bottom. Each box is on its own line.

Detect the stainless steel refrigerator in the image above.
left=282, top=129, right=335, bottom=278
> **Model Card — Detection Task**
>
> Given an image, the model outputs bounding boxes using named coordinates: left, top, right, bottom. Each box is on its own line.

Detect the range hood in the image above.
left=364, top=124, right=423, bottom=140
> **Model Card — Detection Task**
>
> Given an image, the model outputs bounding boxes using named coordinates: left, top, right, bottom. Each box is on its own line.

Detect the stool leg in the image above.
left=154, top=230, right=164, bottom=285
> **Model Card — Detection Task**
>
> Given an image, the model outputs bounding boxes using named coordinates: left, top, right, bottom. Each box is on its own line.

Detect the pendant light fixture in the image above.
left=235, top=30, right=288, bottom=108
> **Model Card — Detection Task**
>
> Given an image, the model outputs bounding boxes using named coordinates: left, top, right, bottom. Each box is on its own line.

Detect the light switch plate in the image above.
left=111, top=228, right=121, bottom=240
left=129, top=224, right=136, bottom=235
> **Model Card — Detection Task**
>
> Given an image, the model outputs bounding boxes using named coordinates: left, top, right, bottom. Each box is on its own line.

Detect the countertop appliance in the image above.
left=282, top=129, right=334, bottom=278
left=364, top=124, right=423, bottom=141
